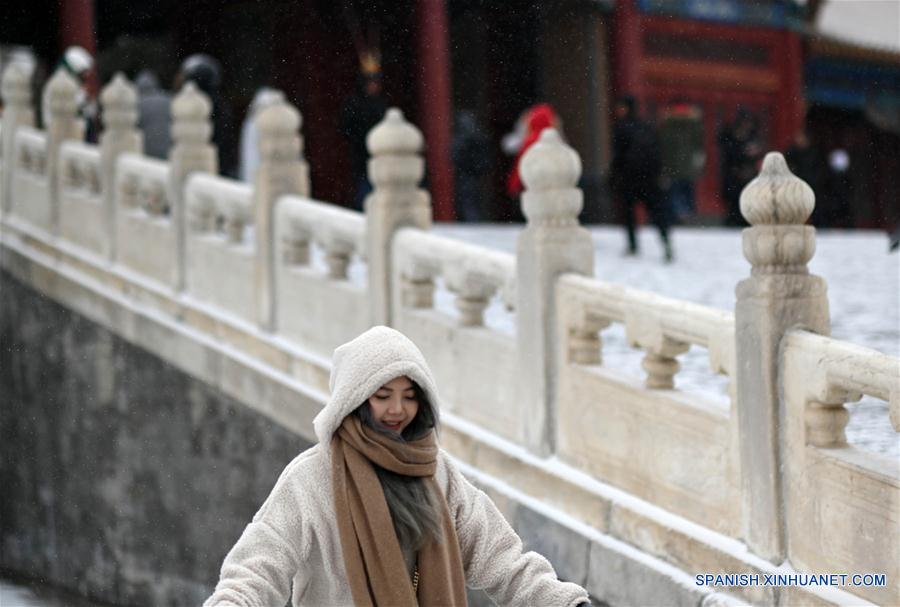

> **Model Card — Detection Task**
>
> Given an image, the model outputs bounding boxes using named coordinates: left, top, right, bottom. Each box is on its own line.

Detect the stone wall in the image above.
left=0, top=270, right=311, bottom=607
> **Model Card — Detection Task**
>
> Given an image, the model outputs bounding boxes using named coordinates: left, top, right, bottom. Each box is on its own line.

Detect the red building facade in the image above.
left=612, top=0, right=805, bottom=219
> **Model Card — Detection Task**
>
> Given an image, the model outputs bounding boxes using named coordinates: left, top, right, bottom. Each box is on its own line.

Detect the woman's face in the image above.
left=367, top=376, right=419, bottom=434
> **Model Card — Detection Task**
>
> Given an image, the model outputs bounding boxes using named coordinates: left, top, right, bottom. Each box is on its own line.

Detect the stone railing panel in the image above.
left=554, top=274, right=741, bottom=536
left=58, top=141, right=104, bottom=256
left=184, top=173, right=256, bottom=323
left=10, top=127, right=50, bottom=231
left=392, top=227, right=519, bottom=441
left=274, top=194, right=369, bottom=356
left=781, top=330, right=899, bottom=607
left=115, top=153, right=176, bottom=287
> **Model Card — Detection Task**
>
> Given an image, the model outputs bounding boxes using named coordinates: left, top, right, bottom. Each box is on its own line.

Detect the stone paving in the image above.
left=432, top=224, right=900, bottom=459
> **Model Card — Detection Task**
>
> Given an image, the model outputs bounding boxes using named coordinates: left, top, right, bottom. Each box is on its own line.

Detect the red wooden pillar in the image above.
left=774, top=29, right=805, bottom=150
left=415, top=0, right=455, bottom=222
left=612, top=0, right=644, bottom=101
left=58, top=0, right=98, bottom=97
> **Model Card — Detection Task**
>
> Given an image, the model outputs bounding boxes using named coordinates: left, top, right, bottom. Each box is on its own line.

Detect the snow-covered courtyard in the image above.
left=429, top=224, right=900, bottom=460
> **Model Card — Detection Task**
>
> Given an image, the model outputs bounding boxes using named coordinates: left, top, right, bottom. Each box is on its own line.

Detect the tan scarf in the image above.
left=332, top=415, right=468, bottom=606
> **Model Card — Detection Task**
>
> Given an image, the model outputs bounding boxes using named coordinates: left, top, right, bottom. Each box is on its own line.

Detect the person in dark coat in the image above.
left=135, top=70, right=172, bottom=160
left=659, top=100, right=705, bottom=222
left=718, top=108, right=762, bottom=227
left=451, top=110, right=491, bottom=222
left=785, top=128, right=826, bottom=226
left=176, top=54, right=236, bottom=178
left=611, top=96, right=673, bottom=262
left=340, top=58, right=388, bottom=211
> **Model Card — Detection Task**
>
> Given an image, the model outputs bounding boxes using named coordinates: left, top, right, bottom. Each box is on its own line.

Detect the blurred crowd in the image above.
left=0, top=45, right=875, bottom=256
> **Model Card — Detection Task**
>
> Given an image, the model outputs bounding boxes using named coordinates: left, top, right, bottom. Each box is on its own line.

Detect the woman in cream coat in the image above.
left=204, top=326, right=590, bottom=606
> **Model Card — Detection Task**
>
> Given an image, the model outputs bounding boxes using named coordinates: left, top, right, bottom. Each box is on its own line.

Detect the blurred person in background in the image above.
left=823, top=146, right=852, bottom=228
left=611, top=95, right=672, bottom=262
left=176, top=54, right=236, bottom=177
left=718, top=108, right=762, bottom=227
left=135, top=70, right=171, bottom=160
left=505, top=102, right=560, bottom=199
left=785, top=127, right=826, bottom=226
left=51, top=46, right=97, bottom=141
left=340, top=50, right=387, bottom=211
left=659, top=99, right=705, bottom=223
left=451, top=110, right=491, bottom=222
left=239, top=87, right=286, bottom=183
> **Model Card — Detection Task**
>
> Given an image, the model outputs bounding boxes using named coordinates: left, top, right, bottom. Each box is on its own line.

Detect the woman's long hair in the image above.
left=354, top=381, right=444, bottom=552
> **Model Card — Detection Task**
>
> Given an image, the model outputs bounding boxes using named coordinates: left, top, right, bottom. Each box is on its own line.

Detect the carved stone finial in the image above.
left=366, top=108, right=423, bottom=157
left=45, top=68, right=79, bottom=120
left=100, top=73, right=138, bottom=131
left=1, top=62, right=32, bottom=107
left=365, top=108, right=424, bottom=190
left=740, top=152, right=818, bottom=273
left=740, top=152, right=814, bottom=226
left=519, top=128, right=583, bottom=225
left=257, top=101, right=302, bottom=162
left=520, top=128, right=581, bottom=192
left=171, top=82, right=212, bottom=144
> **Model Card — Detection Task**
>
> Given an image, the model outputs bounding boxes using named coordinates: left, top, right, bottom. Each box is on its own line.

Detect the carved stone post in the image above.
left=735, top=152, right=830, bottom=561
left=1, top=63, right=35, bottom=215
left=99, top=73, right=142, bottom=261
left=516, top=129, right=594, bottom=455
left=253, top=101, right=308, bottom=331
left=365, top=109, right=431, bottom=326
left=169, top=82, right=217, bottom=291
left=44, top=68, right=83, bottom=234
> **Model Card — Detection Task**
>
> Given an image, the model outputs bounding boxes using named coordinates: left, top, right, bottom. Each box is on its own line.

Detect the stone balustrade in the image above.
left=277, top=195, right=366, bottom=279
left=8, top=127, right=49, bottom=232
left=185, top=173, right=253, bottom=241
left=393, top=227, right=516, bottom=325
left=558, top=274, right=735, bottom=388
left=1, top=64, right=898, bottom=607
left=58, top=141, right=103, bottom=255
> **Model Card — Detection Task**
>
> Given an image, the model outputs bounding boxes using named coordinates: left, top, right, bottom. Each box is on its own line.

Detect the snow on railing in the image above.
left=60, top=141, right=101, bottom=197
left=277, top=194, right=366, bottom=280
left=185, top=173, right=253, bottom=243
left=783, top=330, right=900, bottom=448
left=116, top=152, right=169, bottom=216
left=15, top=127, right=47, bottom=177
left=558, top=273, right=735, bottom=391
left=393, top=227, right=516, bottom=327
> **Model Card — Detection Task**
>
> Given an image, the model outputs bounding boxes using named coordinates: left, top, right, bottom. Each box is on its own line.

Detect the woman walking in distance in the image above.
left=204, top=326, right=591, bottom=606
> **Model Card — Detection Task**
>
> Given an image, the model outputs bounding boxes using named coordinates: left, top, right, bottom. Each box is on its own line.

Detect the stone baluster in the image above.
left=282, top=224, right=310, bottom=266
left=400, top=261, right=436, bottom=310
left=323, top=235, right=353, bottom=280
left=169, top=82, right=217, bottom=291
left=253, top=101, right=308, bottom=331
left=44, top=68, right=83, bottom=235
left=805, top=400, right=851, bottom=448
left=1, top=63, right=35, bottom=215
left=99, top=73, right=142, bottom=261
left=516, top=129, right=594, bottom=455
left=624, top=306, right=689, bottom=389
left=446, top=267, right=495, bottom=327
left=365, top=109, right=430, bottom=326
left=566, top=307, right=609, bottom=366
left=188, top=192, right=215, bottom=232
left=735, top=152, right=829, bottom=562
left=224, top=212, right=245, bottom=244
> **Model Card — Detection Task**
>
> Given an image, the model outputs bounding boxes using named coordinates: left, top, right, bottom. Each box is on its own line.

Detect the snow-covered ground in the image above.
left=427, top=224, right=899, bottom=460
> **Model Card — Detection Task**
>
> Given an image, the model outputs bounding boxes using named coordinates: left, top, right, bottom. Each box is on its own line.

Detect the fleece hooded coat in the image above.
left=203, top=326, right=591, bottom=607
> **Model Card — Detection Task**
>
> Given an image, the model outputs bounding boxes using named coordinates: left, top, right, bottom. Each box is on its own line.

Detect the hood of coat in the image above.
left=313, top=326, right=442, bottom=444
